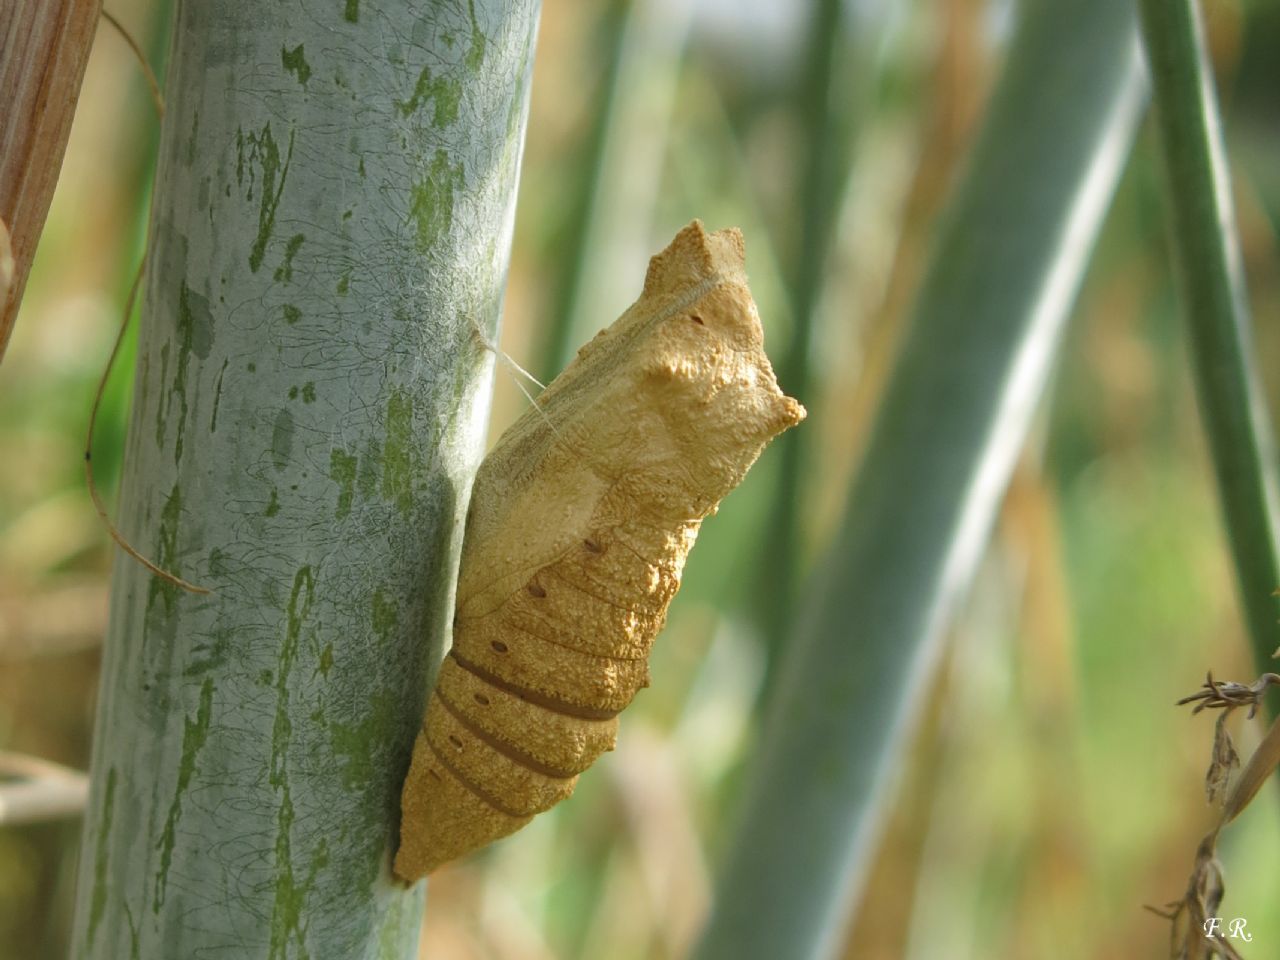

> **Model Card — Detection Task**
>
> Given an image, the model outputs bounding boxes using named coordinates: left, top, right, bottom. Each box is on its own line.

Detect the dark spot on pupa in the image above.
left=491, top=640, right=509, bottom=653
left=473, top=693, right=490, bottom=706
left=448, top=735, right=463, bottom=749
left=427, top=768, right=442, bottom=781
left=527, top=583, right=546, bottom=598
left=690, top=313, right=704, bottom=325
left=584, top=538, right=603, bottom=554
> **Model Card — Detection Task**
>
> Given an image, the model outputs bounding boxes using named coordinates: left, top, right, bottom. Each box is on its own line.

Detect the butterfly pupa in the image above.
left=394, top=220, right=805, bottom=880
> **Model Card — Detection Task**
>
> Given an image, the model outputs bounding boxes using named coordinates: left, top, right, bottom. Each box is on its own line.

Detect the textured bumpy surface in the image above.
left=395, top=221, right=805, bottom=879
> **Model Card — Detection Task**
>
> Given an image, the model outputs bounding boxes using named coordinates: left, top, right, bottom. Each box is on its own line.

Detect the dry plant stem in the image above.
left=1205, top=711, right=1240, bottom=805
left=0, top=0, right=103, bottom=358
left=0, top=219, right=13, bottom=298
left=1220, top=710, right=1280, bottom=825
left=1154, top=675, right=1280, bottom=958
left=84, top=9, right=202, bottom=592
left=1147, top=832, right=1243, bottom=960
left=99, top=8, right=166, bottom=117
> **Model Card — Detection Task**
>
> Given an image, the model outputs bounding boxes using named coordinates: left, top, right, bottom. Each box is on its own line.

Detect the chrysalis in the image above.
left=394, top=221, right=805, bottom=879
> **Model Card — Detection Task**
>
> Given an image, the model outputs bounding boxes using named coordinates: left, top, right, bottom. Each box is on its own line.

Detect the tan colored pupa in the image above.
left=394, top=221, right=804, bottom=880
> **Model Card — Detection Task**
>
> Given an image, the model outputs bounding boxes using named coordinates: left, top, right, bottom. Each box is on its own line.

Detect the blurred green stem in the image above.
left=1137, top=0, right=1280, bottom=673
left=694, top=1, right=1147, bottom=957
left=537, top=0, right=631, bottom=383
left=758, top=0, right=845, bottom=690
left=538, top=0, right=692, bottom=369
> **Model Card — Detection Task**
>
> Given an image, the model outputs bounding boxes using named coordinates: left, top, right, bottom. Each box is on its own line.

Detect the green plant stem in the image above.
left=67, top=2, right=540, bottom=957
left=537, top=0, right=631, bottom=383
left=758, top=0, right=844, bottom=697
left=1137, top=0, right=1280, bottom=675
left=694, top=1, right=1147, bottom=957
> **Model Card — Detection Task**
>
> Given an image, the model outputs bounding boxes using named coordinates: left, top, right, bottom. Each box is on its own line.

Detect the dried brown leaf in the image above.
left=0, top=219, right=13, bottom=299
left=0, top=0, right=102, bottom=358
left=1219, top=713, right=1280, bottom=827
left=1206, top=711, right=1240, bottom=805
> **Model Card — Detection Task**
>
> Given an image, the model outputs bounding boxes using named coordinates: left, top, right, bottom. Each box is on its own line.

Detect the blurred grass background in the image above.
left=2, top=0, right=1280, bottom=957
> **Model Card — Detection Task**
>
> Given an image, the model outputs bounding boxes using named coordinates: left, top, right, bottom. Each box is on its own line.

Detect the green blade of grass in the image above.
left=1137, top=0, right=1280, bottom=675
left=693, top=2, right=1147, bottom=958
left=536, top=0, right=631, bottom=385
left=758, top=0, right=849, bottom=701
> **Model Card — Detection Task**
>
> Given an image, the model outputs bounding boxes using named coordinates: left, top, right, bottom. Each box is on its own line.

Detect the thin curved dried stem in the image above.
left=84, top=262, right=211, bottom=595
left=99, top=8, right=165, bottom=119
left=84, top=14, right=205, bottom=593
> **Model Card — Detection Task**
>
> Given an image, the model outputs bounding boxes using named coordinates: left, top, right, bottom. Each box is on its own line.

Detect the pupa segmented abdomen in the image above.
left=395, top=499, right=692, bottom=877
left=394, top=221, right=804, bottom=879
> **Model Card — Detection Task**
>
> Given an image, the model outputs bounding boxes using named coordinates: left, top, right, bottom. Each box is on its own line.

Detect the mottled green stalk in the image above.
left=694, top=1, right=1146, bottom=958
left=1137, top=0, right=1280, bottom=674
left=68, top=2, right=540, bottom=958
